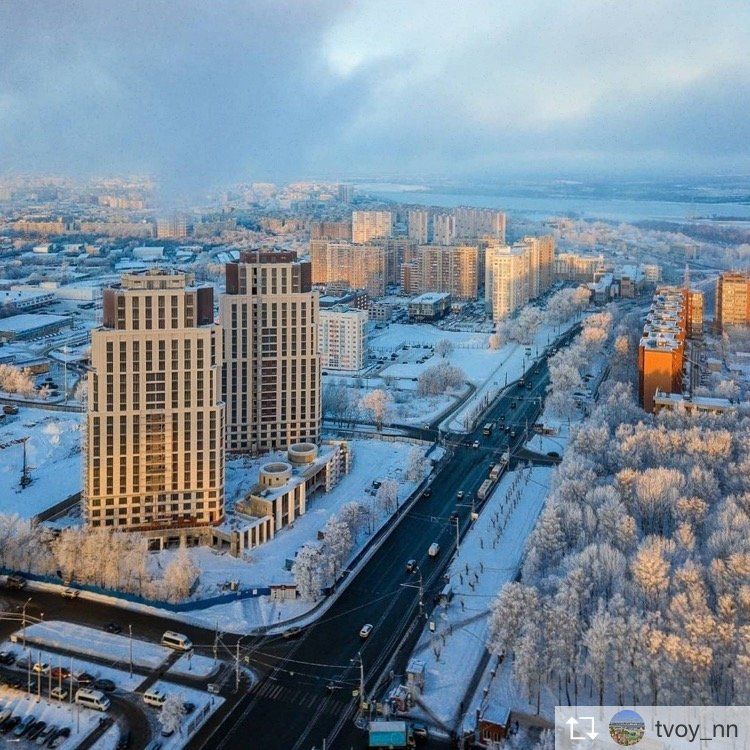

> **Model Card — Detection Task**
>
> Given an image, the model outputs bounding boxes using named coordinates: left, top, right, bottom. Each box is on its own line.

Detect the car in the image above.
left=472, top=440, right=480, bottom=449
left=14, top=715, right=35, bottom=737
left=0, top=651, right=15, bottom=665
left=161, top=727, right=175, bottom=737
left=449, top=512, right=459, bottom=522
left=36, top=724, right=57, bottom=745
left=61, top=588, right=80, bottom=600
left=50, top=686, right=68, bottom=701
left=50, top=667, right=70, bottom=681
left=116, top=730, right=132, bottom=749
left=49, top=727, right=71, bottom=748
left=405, top=559, right=417, bottom=573
left=547, top=451, right=560, bottom=458
left=143, top=687, right=168, bottom=708
left=183, top=702, right=196, bottom=715
left=5, top=574, right=26, bottom=590
left=422, top=487, right=432, bottom=498
left=32, top=662, right=51, bottom=674
left=281, top=626, right=303, bottom=639
left=104, top=622, right=122, bottom=634
left=526, top=383, right=533, bottom=390
left=94, top=678, right=116, bottom=692
left=0, top=708, right=12, bottom=727
left=411, top=722, right=429, bottom=742
left=27, top=721, right=47, bottom=741
left=510, top=400, right=517, bottom=409
left=1, top=716, right=20, bottom=734
left=73, top=672, right=95, bottom=686
left=359, top=624, right=373, bottom=639
left=456, top=490, right=464, bottom=499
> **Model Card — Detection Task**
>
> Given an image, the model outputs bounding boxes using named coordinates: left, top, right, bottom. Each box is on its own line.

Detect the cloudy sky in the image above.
left=1, top=0, right=749, bottom=193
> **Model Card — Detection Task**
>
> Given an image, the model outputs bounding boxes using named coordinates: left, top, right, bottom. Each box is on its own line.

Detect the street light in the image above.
left=21, top=597, right=32, bottom=649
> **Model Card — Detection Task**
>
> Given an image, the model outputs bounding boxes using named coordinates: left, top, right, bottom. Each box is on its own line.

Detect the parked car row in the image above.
left=0, top=706, right=72, bottom=747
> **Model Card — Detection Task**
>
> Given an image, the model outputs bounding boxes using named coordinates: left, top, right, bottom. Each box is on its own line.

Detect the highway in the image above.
left=191, top=324, right=580, bottom=750
left=0, top=324, right=579, bottom=750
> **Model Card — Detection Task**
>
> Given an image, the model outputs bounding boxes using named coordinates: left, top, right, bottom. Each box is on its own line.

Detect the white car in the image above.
left=50, top=686, right=68, bottom=701
left=143, top=687, right=168, bottom=708
left=472, top=440, right=480, bottom=449
left=359, top=624, right=373, bottom=639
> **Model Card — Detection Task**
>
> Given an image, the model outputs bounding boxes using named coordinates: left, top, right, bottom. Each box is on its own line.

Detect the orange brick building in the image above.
left=638, top=286, right=702, bottom=412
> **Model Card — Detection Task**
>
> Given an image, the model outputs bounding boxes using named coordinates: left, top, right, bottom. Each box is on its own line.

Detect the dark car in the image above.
left=26, top=721, right=46, bottom=741
left=449, top=512, right=459, bottom=522
left=50, top=667, right=70, bottom=681
left=116, top=730, right=132, bottom=749
left=49, top=727, right=71, bottom=748
left=94, top=678, right=116, bottom=692
left=104, top=623, right=122, bottom=634
left=1, top=716, right=20, bottom=734
left=412, top=722, right=429, bottom=743
left=422, top=487, right=432, bottom=498
left=73, top=672, right=95, bottom=686
left=281, top=626, right=303, bottom=640
left=0, top=650, right=15, bottom=665
left=405, top=559, right=417, bottom=573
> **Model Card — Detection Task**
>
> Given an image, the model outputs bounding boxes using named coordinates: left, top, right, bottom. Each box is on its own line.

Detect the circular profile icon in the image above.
left=609, top=710, right=646, bottom=746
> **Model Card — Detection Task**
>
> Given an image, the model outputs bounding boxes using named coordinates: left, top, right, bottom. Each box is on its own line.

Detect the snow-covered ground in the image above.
left=401, top=466, right=552, bottom=731
left=11, top=621, right=218, bottom=679
left=0, top=407, right=83, bottom=518
left=150, top=437, right=432, bottom=630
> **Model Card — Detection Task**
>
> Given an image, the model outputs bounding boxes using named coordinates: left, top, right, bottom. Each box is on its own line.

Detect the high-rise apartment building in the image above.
left=156, top=213, right=189, bottom=239
left=715, top=272, right=750, bottom=331
left=408, top=209, right=430, bottom=244
left=309, top=241, right=395, bottom=297
left=318, top=305, right=368, bottom=371
left=454, top=207, right=506, bottom=242
left=405, top=245, right=479, bottom=300
left=637, top=286, right=704, bottom=412
left=337, top=184, right=354, bottom=204
left=484, top=244, right=530, bottom=320
left=310, top=220, right=352, bottom=241
left=85, top=270, right=224, bottom=533
left=554, top=252, right=605, bottom=282
left=220, top=250, right=320, bottom=453
left=351, top=210, right=393, bottom=243
left=433, top=213, right=456, bottom=245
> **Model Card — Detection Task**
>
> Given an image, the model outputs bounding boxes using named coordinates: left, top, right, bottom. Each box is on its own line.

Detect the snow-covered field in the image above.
left=0, top=407, right=83, bottom=518
left=403, top=466, right=552, bottom=730
left=11, top=621, right=218, bottom=679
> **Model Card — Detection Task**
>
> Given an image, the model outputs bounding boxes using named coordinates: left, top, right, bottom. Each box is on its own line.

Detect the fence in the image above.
left=0, top=567, right=271, bottom=613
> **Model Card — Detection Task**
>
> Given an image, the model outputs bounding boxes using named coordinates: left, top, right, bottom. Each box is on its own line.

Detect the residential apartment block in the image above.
left=715, top=272, right=750, bottom=331
left=352, top=210, right=393, bottom=243
left=310, top=240, right=397, bottom=297
left=433, top=213, right=456, bottom=245
left=318, top=305, right=368, bottom=371
left=638, top=285, right=703, bottom=412
left=220, top=250, right=320, bottom=453
left=401, top=244, right=479, bottom=300
left=85, top=270, right=224, bottom=535
left=554, top=252, right=604, bottom=282
left=408, top=209, right=430, bottom=244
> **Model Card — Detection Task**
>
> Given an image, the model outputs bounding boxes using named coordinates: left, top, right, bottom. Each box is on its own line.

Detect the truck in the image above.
left=369, top=721, right=411, bottom=748
left=482, top=422, right=493, bottom=436
left=477, top=479, right=494, bottom=501
left=488, top=462, right=506, bottom=481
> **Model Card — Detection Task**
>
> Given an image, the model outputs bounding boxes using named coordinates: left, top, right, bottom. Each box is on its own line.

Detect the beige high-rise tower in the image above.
left=221, top=249, right=321, bottom=453
left=85, top=270, right=224, bottom=532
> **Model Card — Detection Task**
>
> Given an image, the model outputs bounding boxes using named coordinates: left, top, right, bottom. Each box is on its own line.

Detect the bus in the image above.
left=482, top=423, right=493, bottom=436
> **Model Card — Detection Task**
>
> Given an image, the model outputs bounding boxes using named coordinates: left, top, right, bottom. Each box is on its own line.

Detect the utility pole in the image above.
left=128, top=624, right=133, bottom=677
left=213, top=621, right=219, bottom=665
left=22, top=597, right=31, bottom=649
left=417, top=568, right=424, bottom=618
left=235, top=641, right=240, bottom=692
left=453, top=517, right=460, bottom=553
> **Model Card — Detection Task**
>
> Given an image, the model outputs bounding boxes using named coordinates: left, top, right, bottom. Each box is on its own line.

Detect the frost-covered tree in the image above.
left=0, top=364, right=36, bottom=395
left=321, top=516, right=353, bottom=581
left=417, top=362, right=465, bottom=396
left=435, top=339, right=454, bottom=358
left=161, top=545, right=200, bottom=603
left=359, top=389, right=393, bottom=430
left=405, top=447, right=428, bottom=481
left=159, top=694, right=187, bottom=736
left=376, top=479, right=400, bottom=514
left=292, top=543, right=326, bottom=601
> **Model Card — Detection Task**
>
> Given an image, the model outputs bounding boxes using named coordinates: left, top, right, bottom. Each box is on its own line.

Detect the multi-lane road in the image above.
left=0, top=325, right=579, bottom=750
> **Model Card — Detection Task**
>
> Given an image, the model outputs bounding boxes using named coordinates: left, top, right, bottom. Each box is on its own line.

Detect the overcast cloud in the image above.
left=1, top=0, right=749, bottom=194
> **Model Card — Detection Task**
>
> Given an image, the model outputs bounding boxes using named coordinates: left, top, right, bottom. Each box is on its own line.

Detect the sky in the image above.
left=1, top=0, right=749, bottom=195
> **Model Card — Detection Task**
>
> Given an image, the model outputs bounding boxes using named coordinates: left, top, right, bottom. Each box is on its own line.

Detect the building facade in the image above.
left=408, top=209, right=430, bottom=244
left=310, top=241, right=395, bottom=297
left=715, top=272, right=750, bottom=331
left=85, top=270, right=224, bottom=533
left=484, top=244, right=530, bottom=321
left=433, top=213, right=456, bottom=245
left=404, top=244, right=479, bottom=300
left=351, top=210, right=393, bottom=243
left=318, top=305, right=368, bottom=371
left=220, top=250, right=321, bottom=453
